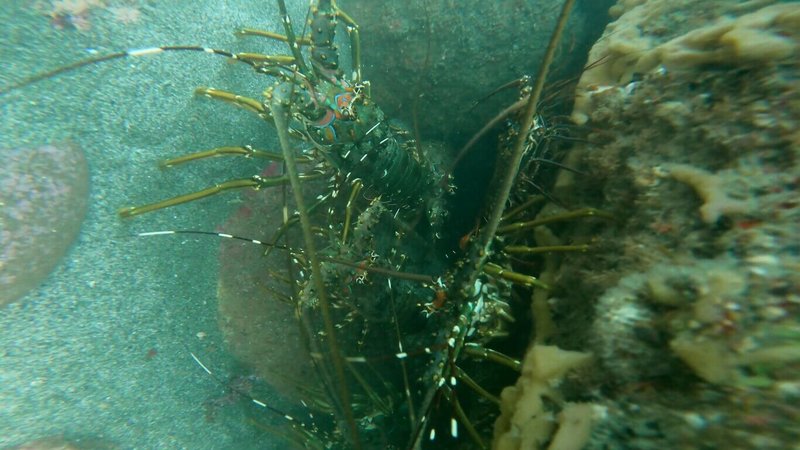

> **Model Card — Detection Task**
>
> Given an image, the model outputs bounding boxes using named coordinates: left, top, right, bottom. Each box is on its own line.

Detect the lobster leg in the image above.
left=262, top=193, right=331, bottom=258
left=497, top=207, right=615, bottom=234
left=193, top=86, right=310, bottom=140
left=118, top=172, right=323, bottom=218
left=454, top=366, right=501, bottom=406
left=504, top=243, right=591, bottom=254
left=463, top=343, right=521, bottom=372
left=236, top=27, right=312, bottom=46
left=194, top=87, right=266, bottom=115
left=483, top=262, right=549, bottom=289
left=341, top=178, right=363, bottom=245
left=445, top=386, right=487, bottom=449
left=238, top=1, right=362, bottom=83
left=230, top=52, right=296, bottom=66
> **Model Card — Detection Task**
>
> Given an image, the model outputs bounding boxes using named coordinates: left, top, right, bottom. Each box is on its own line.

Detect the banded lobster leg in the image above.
left=117, top=143, right=323, bottom=218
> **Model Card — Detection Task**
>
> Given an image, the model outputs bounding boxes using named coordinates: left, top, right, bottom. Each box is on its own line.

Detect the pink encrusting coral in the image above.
left=0, top=142, right=89, bottom=306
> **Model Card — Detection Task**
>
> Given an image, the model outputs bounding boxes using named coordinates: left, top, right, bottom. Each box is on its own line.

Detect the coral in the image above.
left=548, top=404, right=604, bottom=450
left=571, top=0, right=800, bottom=124
left=493, top=345, right=597, bottom=450
left=591, top=270, right=667, bottom=383
left=589, top=259, right=796, bottom=387
left=660, top=163, right=753, bottom=223
left=645, top=3, right=800, bottom=70
left=527, top=0, right=800, bottom=447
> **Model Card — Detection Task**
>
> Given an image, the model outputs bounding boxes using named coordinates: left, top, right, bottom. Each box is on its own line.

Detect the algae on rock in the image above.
left=491, top=0, right=800, bottom=448
left=571, top=1, right=800, bottom=124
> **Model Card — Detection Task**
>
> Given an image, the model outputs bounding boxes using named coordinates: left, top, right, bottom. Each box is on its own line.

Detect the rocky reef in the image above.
left=494, top=0, right=799, bottom=448
left=340, top=0, right=615, bottom=143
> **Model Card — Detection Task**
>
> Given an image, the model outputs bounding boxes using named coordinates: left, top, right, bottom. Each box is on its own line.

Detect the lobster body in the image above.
left=266, top=0, right=441, bottom=213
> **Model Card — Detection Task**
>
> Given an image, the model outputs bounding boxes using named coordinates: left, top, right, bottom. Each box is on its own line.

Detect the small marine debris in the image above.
left=44, top=0, right=106, bottom=31
left=36, top=0, right=142, bottom=31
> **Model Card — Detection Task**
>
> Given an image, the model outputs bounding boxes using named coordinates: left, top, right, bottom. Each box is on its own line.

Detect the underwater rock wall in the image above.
left=496, top=0, right=799, bottom=448
left=572, top=0, right=799, bottom=124
left=339, top=0, right=615, bottom=145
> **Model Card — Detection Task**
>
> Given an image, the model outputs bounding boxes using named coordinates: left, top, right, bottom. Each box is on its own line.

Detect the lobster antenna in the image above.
left=272, top=1, right=361, bottom=447
left=135, top=229, right=435, bottom=283
left=477, top=0, right=576, bottom=268
left=444, top=97, right=526, bottom=185
left=0, top=6, right=351, bottom=98
left=186, top=348, right=319, bottom=438
left=275, top=101, right=359, bottom=446
left=0, top=45, right=263, bottom=96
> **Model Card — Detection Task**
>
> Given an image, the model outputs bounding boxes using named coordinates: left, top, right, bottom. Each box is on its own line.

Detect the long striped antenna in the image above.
left=185, top=348, right=327, bottom=445
left=134, top=229, right=435, bottom=284
left=0, top=45, right=272, bottom=96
